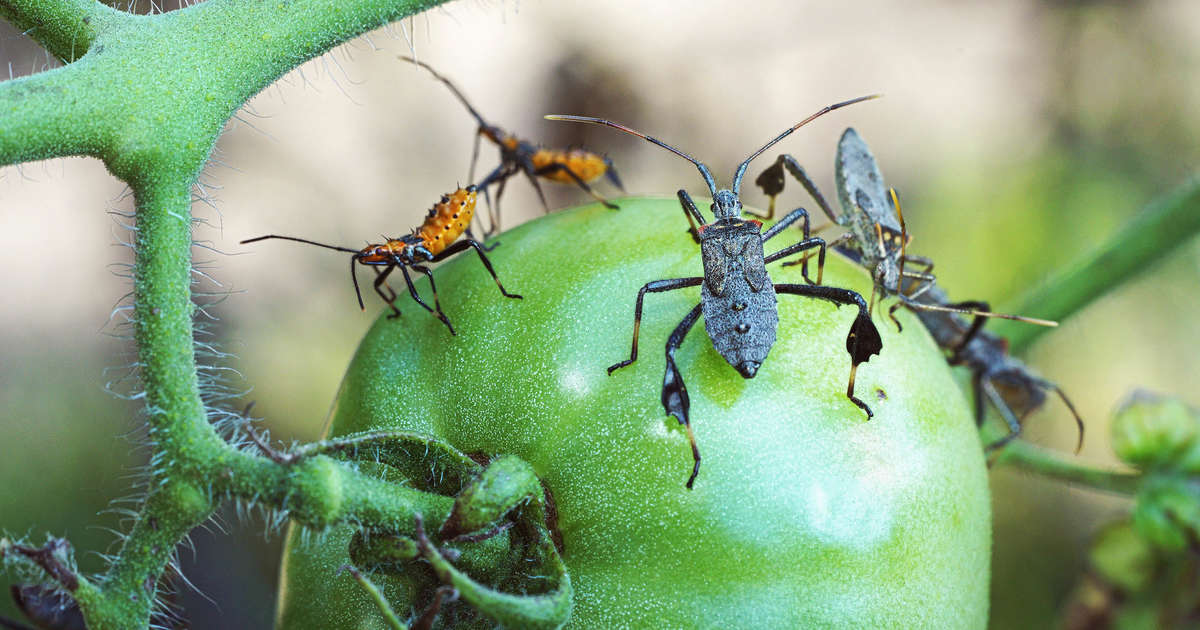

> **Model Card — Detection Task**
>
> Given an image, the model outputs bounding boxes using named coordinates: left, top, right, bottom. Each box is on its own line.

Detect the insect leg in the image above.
left=603, top=156, right=626, bottom=192
left=465, top=226, right=499, bottom=251
left=764, top=206, right=824, bottom=282
left=662, top=304, right=704, bottom=489
left=430, top=239, right=523, bottom=299
left=533, top=162, right=619, bottom=209
left=762, top=206, right=813, bottom=242
left=468, top=127, right=485, bottom=183
left=884, top=273, right=936, bottom=332
left=519, top=155, right=554, bottom=214
left=900, top=254, right=934, bottom=279
left=1042, top=379, right=1085, bottom=454
left=783, top=232, right=851, bottom=275
left=981, top=375, right=1024, bottom=452
left=371, top=264, right=403, bottom=319
left=753, top=154, right=840, bottom=224
left=608, top=278, right=704, bottom=374
left=677, top=189, right=705, bottom=244
left=411, top=264, right=457, bottom=336
left=371, top=266, right=398, bottom=303
left=764, top=235, right=826, bottom=285
left=398, top=264, right=457, bottom=335
left=477, top=163, right=511, bottom=238
left=774, top=283, right=883, bottom=418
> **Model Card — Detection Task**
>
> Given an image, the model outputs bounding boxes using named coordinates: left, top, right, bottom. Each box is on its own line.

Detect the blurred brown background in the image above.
left=2, top=0, right=1199, bottom=627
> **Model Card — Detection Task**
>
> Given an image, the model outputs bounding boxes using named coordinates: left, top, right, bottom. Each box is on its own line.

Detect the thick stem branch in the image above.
left=0, top=0, right=125, bottom=61
left=0, top=60, right=114, bottom=177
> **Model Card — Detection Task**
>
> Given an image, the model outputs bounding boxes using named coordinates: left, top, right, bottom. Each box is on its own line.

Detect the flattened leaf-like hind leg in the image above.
left=607, top=277, right=704, bottom=374
left=662, top=304, right=704, bottom=489
left=775, top=283, right=883, bottom=418
left=431, top=239, right=524, bottom=300
left=533, top=161, right=620, bottom=209
left=754, top=154, right=841, bottom=224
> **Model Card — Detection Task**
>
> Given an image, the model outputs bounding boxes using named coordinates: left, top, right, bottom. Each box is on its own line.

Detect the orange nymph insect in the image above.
left=241, top=185, right=521, bottom=335
left=401, top=56, right=624, bottom=237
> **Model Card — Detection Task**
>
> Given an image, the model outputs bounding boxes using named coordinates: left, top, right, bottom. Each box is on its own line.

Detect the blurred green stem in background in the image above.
left=992, top=437, right=1141, bottom=497
left=998, top=176, right=1200, bottom=353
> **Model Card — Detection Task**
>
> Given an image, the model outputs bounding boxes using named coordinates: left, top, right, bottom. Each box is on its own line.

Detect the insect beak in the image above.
left=737, top=361, right=760, bottom=379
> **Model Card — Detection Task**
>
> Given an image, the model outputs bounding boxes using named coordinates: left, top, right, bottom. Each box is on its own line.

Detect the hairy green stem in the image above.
left=1, top=0, right=492, bottom=626
left=0, top=0, right=126, bottom=61
left=132, top=182, right=225, bottom=466
left=994, top=439, right=1142, bottom=496
left=998, top=176, right=1200, bottom=353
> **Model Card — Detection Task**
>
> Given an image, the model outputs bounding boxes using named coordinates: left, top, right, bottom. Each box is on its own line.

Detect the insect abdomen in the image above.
left=533, top=149, right=608, bottom=183
left=416, top=186, right=477, bottom=256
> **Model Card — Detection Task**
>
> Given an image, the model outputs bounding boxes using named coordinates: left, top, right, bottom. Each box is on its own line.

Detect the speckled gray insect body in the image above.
left=698, top=219, right=778, bottom=378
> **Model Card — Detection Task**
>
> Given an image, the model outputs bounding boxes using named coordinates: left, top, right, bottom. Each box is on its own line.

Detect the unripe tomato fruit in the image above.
left=277, top=198, right=990, bottom=629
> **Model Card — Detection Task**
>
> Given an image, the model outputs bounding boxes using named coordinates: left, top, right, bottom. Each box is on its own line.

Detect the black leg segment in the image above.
left=662, top=304, right=703, bottom=489
left=533, top=162, right=619, bottom=209
left=607, top=278, right=704, bottom=374
left=774, top=283, right=883, bottom=418
left=431, top=239, right=523, bottom=300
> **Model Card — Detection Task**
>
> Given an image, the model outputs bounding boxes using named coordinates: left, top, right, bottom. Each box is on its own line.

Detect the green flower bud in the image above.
left=1111, top=391, right=1200, bottom=470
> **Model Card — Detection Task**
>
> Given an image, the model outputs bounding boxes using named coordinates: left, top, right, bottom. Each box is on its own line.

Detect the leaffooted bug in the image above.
left=909, top=281, right=1085, bottom=452
left=548, top=97, right=884, bottom=488
left=400, top=56, right=624, bottom=237
left=241, top=185, right=521, bottom=335
left=757, top=128, right=1081, bottom=451
left=756, top=127, right=1059, bottom=333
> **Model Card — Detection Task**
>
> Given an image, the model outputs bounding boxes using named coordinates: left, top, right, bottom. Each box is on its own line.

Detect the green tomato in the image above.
left=276, top=198, right=990, bottom=629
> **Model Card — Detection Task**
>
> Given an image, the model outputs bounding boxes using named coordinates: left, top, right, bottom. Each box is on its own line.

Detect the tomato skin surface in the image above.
left=277, top=198, right=990, bottom=629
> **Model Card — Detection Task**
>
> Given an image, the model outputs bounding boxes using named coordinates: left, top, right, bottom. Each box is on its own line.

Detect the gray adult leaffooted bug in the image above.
left=755, top=128, right=1080, bottom=453
left=547, top=97, right=884, bottom=489
left=755, top=128, right=1057, bottom=333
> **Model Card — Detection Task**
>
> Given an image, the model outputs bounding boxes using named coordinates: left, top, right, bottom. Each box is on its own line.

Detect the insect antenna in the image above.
left=400, top=55, right=491, bottom=130
left=732, top=94, right=881, bottom=195
left=545, top=114, right=719, bottom=198
left=906, top=301, right=1059, bottom=327
left=240, top=234, right=361, bottom=254
left=240, top=235, right=368, bottom=310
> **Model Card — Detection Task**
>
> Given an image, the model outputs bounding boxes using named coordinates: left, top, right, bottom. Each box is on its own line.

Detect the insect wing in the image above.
left=700, top=225, right=779, bottom=375
left=700, top=234, right=729, bottom=296
left=836, top=128, right=903, bottom=235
